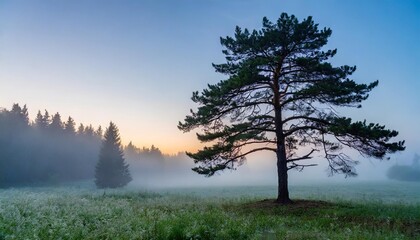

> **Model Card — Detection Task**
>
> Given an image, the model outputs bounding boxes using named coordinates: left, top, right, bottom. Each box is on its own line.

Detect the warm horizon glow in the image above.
left=16, top=108, right=202, bottom=155
left=1, top=0, right=419, bottom=159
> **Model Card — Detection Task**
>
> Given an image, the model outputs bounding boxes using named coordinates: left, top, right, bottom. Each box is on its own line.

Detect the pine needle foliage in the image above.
left=179, top=13, right=405, bottom=203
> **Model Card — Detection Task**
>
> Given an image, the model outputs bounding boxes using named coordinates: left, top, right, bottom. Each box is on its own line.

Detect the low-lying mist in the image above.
left=125, top=145, right=414, bottom=188
left=0, top=104, right=101, bottom=187
left=387, top=154, right=420, bottom=182
left=1, top=103, right=416, bottom=189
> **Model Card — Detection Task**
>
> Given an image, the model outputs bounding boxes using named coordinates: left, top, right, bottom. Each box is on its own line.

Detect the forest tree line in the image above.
left=0, top=103, right=102, bottom=187
left=0, top=103, right=189, bottom=188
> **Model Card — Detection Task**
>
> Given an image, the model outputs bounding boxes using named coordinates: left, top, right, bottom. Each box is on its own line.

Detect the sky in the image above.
left=0, top=0, right=419, bottom=164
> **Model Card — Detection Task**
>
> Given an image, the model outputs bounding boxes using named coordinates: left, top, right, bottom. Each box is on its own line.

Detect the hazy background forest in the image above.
left=0, top=103, right=226, bottom=188
left=0, top=103, right=101, bottom=186
left=1, top=103, right=417, bottom=189
left=0, top=103, right=273, bottom=188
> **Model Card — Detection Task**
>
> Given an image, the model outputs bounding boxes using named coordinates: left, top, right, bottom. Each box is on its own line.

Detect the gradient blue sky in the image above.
left=0, top=0, right=419, bottom=157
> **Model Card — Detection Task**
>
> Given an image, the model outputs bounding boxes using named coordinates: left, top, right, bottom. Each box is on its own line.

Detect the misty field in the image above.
left=1, top=182, right=419, bottom=240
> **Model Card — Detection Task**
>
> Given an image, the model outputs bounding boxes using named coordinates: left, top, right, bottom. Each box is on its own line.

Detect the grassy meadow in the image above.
left=0, top=181, right=419, bottom=239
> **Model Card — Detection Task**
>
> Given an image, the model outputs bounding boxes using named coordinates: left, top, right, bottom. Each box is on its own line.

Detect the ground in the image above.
left=0, top=181, right=419, bottom=239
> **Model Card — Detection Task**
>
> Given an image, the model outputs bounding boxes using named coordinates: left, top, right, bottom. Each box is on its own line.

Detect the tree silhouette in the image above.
left=50, top=112, right=63, bottom=132
left=95, top=122, right=132, bottom=188
left=179, top=13, right=405, bottom=203
left=43, top=110, right=50, bottom=126
left=0, top=104, right=102, bottom=187
left=35, top=110, right=49, bottom=130
left=77, top=123, right=85, bottom=135
left=64, top=116, right=76, bottom=134
left=84, top=124, right=95, bottom=138
left=11, top=103, right=29, bottom=127
left=95, top=126, right=103, bottom=138
left=125, top=141, right=138, bottom=155
left=387, top=154, right=420, bottom=182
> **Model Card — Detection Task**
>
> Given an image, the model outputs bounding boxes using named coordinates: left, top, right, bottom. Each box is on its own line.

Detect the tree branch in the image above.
left=287, top=148, right=318, bottom=162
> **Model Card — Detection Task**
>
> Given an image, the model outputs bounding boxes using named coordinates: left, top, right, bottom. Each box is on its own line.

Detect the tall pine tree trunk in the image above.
left=276, top=142, right=291, bottom=203
left=274, top=107, right=292, bottom=204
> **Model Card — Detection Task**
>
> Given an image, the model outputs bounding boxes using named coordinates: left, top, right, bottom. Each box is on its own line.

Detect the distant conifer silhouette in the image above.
left=77, top=123, right=85, bottom=135
left=64, top=116, right=76, bottom=134
left=50, top=112, right=63, bottom=132
left=35, top=110, right=49, bottom=129
left=95, top=122, right=132, bottom=188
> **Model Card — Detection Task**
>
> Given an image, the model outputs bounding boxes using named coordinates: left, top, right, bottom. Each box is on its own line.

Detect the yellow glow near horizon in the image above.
left=8, top=104, right=202, bottom=155
left=121, top=131, right=203, bottom=155
left=124, top=139, right=203, bottom=155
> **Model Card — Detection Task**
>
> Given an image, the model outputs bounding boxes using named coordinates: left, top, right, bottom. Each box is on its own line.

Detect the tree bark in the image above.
left=276, top=142, right=292, bottom=203
left=274, top=107, right=292, bottom=204
left=273, top=62, right=291, bottom=204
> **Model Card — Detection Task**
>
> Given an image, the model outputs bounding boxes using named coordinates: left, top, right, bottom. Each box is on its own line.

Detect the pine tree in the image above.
left=95, top=122, right=132, bottom=188
left=35, top=110, right=49, bottom=130
left=124, top=141, right=139, bottom=160
left=64, top=116, right=76, bottom=134
left=43, top=110, right=50, bottom=126
left=77, top=123, right=85, bottom=135
left=179, top=13, right=405, bottom=203
left=95, top=126, right=103, bottom=138
left=21, top=105, right=29, bottom=125
left=50, top=112, right=63, bottom=132
left=84, top=124, right=95, bottom=137
left=11, top=103, right=29, bottom=127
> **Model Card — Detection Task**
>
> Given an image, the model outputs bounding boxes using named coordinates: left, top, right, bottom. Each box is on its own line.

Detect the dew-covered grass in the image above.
left=0, top=181, right=419, bottom=239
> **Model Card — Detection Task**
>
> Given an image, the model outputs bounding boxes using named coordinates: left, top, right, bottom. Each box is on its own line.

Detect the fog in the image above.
left=1, top=103, right=416, bottom=190
left=0, top=104, right=101, bottom=187
left=387, top=154, right=420, bottom=182
left=125, top=144, right=416, bottom=189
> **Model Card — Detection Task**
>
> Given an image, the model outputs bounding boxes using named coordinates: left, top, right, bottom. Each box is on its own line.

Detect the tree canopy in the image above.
left=179, top=13, right=405, bottom=203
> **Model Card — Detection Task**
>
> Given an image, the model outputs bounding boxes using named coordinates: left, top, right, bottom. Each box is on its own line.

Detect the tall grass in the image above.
left=0, top=182, right=419, bottom=239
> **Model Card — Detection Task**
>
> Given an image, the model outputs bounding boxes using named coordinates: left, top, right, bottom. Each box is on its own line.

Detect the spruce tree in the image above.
left=95, top=122, right=132, bottom=188
left=95, top=126, right=103, bottom=138
left=64, top=116, right=76, bottom=134
left=50, top=112, right=63, bottom=132
left=11, top=104, right=29, bottom=127
left=84, top=124, right=95, bottom=137
left=35, top=110, right=49, bottom=129
left=43, top=110, right=50, bottom=126
left=77, top=123, right=85, bottom=135
left=179, top=13, right=405, bottom=203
